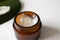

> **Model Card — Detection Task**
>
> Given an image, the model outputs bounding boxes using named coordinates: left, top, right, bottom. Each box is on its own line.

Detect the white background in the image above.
left=0, top=0, right=60, bottom=40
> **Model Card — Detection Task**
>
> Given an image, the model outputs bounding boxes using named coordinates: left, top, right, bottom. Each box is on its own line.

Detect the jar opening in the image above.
left=15, top=11, right=38, bottom=27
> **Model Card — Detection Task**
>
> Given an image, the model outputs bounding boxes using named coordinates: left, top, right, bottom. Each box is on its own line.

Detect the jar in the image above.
left=13, top=11, right=42, bottom=40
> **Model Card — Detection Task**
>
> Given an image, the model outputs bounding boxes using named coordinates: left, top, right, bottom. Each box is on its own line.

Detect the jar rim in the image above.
left=14, top=11, right=42, bottom=28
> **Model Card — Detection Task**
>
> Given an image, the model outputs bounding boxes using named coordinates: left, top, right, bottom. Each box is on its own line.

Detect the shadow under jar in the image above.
left=13, top=11, right=42, bottom=40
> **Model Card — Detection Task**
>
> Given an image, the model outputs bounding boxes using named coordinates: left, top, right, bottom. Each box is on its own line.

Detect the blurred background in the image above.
left=0, top=0, right=60, bottom=40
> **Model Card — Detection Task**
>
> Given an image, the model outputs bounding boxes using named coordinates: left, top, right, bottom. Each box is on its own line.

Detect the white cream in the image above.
left=0, top=6, right=10, bottom=15
left=19, top=14, right=38, bottom=27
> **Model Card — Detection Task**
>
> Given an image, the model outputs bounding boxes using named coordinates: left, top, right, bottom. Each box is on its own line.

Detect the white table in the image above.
left=0, top=0, right=60, bottom=40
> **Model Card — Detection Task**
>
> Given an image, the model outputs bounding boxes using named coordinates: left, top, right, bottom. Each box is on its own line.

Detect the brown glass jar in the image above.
left=13, top=11, right=42, bottom=40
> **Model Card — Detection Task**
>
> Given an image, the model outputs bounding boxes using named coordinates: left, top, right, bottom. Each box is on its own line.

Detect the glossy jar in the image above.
left=13, top=11, right=42, bottom=40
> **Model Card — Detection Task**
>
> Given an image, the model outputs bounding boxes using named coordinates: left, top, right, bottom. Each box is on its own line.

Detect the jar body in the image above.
left=13, top=26, right=40, bottom=40
left=13, top=22, right=41, bottom=40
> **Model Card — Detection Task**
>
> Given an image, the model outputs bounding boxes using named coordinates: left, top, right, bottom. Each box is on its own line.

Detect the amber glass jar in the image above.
left=13, top=11, right=42, bottom=40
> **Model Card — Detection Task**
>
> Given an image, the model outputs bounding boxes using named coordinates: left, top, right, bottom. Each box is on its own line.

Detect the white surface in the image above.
left=0, top=0, right=60, bottom=40
left=0, top=6, right=10, bottom=15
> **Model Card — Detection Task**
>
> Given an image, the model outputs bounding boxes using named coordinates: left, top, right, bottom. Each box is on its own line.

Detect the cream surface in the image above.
left=19, top=14, right=38, bottom=27
left=0, top=6, right=10, bottom=15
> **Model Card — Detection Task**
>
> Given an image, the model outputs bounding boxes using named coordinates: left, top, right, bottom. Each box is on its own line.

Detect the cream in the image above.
left=19, top=14, right=38, bottom=27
